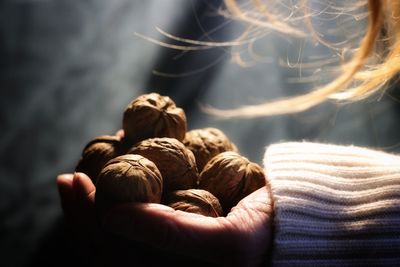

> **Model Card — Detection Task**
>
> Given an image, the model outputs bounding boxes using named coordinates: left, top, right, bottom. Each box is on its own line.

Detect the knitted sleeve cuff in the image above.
left=263, top=142, right=400, bottom=266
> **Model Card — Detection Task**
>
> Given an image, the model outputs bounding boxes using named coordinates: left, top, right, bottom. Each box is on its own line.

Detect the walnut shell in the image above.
left=122, top=93, right=187, bottom=144
left=75, top=135, right=124, bottom=183
left=183, top=127, right=238, bottom=172
left=164, top=189, right=223, bottom=217
left=95, top=154, right=163, bottom=211
left=128, top=137, right=198, bottom=194
left=198, top=151, right=266, bottom=215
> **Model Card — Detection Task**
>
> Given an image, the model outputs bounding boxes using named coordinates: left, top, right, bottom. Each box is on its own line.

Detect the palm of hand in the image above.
left=57, top=172, right=273, bottom=267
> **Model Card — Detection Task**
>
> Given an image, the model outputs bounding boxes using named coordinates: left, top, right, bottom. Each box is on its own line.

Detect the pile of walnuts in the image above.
left=76, top=93, right=266, bottom=217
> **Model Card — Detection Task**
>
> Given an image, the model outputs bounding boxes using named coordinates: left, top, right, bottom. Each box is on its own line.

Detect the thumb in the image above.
left=102, top=187, right=272, bottom=266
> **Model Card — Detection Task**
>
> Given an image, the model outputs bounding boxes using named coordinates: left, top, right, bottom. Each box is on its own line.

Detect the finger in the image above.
left=72, top=172, right=96, bottom=204
left=224, top=187, right=273, bottom=264
left=70, top=172, right=100, bottom=236
left=115, top=129, right=124, bottom=138
left=103, top=186, right=272, bottom=266
left=57, top=174, right=75, bottom=214
left=227, top=186, right=273, bottom=232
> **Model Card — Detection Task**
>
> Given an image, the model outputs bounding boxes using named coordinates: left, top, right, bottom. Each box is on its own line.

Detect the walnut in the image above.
left=183, top=127, right=238, bottom=172
left=95, top=154, right=163, bottom=211
left=198, top=151, right=266, bottom=215
left=75, top=135, right=124, bottom=183
left=163, top=189, right=223, bottom=217
left=122, top=93, right=187, bottom=145
left=128, top=137, right=198, bottom=194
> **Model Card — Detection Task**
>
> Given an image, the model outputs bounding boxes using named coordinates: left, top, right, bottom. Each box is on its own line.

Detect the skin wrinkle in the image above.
left=101, top=185, right=272, bottom=266
left=153, top=209, right=181, bottom=252
left=58, top=167, right=272, bottom=267
left=229, top=188, right=272, bottom=230
left=175, top=213, right=230, bottom=265
left=115, top=204, right=223, bottom=258
left=224, top=187, right=272, bottom=265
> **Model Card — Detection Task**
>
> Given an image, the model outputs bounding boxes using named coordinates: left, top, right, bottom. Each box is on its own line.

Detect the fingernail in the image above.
left=57, top=173, right=74, bottom=181
left=57, top=176, right=75, bottom=203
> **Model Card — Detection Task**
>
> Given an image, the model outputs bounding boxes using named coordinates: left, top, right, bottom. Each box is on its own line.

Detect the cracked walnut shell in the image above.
left=122, top=93, right=187, bottom=144
left=128, top=137, right=198, bottom=193
left=75, top=135, right=124, bottom=184
left=164, top=189, right=223, bottom=217
left=95, top=154, right=163, bottom=211
left=183, top=127, right=238, bottom=172
left=198, top=151, right=266, bottom=215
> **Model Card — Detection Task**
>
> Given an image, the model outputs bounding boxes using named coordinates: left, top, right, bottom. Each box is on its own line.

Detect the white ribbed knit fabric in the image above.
left=263, top=142, right=400, bottom=267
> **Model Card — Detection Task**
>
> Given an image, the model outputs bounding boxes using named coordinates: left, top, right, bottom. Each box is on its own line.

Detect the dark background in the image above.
left=2, top=1, right=400, bottom=266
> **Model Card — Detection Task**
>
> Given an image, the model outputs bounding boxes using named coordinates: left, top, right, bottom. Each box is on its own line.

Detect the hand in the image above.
left=57, top=171, right=273, bottom=267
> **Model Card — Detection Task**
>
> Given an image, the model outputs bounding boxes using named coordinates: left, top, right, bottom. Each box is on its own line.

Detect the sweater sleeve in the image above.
left=263, top=142, right=400, bottom=267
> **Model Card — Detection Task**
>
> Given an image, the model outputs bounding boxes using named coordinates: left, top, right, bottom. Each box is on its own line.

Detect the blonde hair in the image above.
left=203, top=0, right=400, bottom=117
